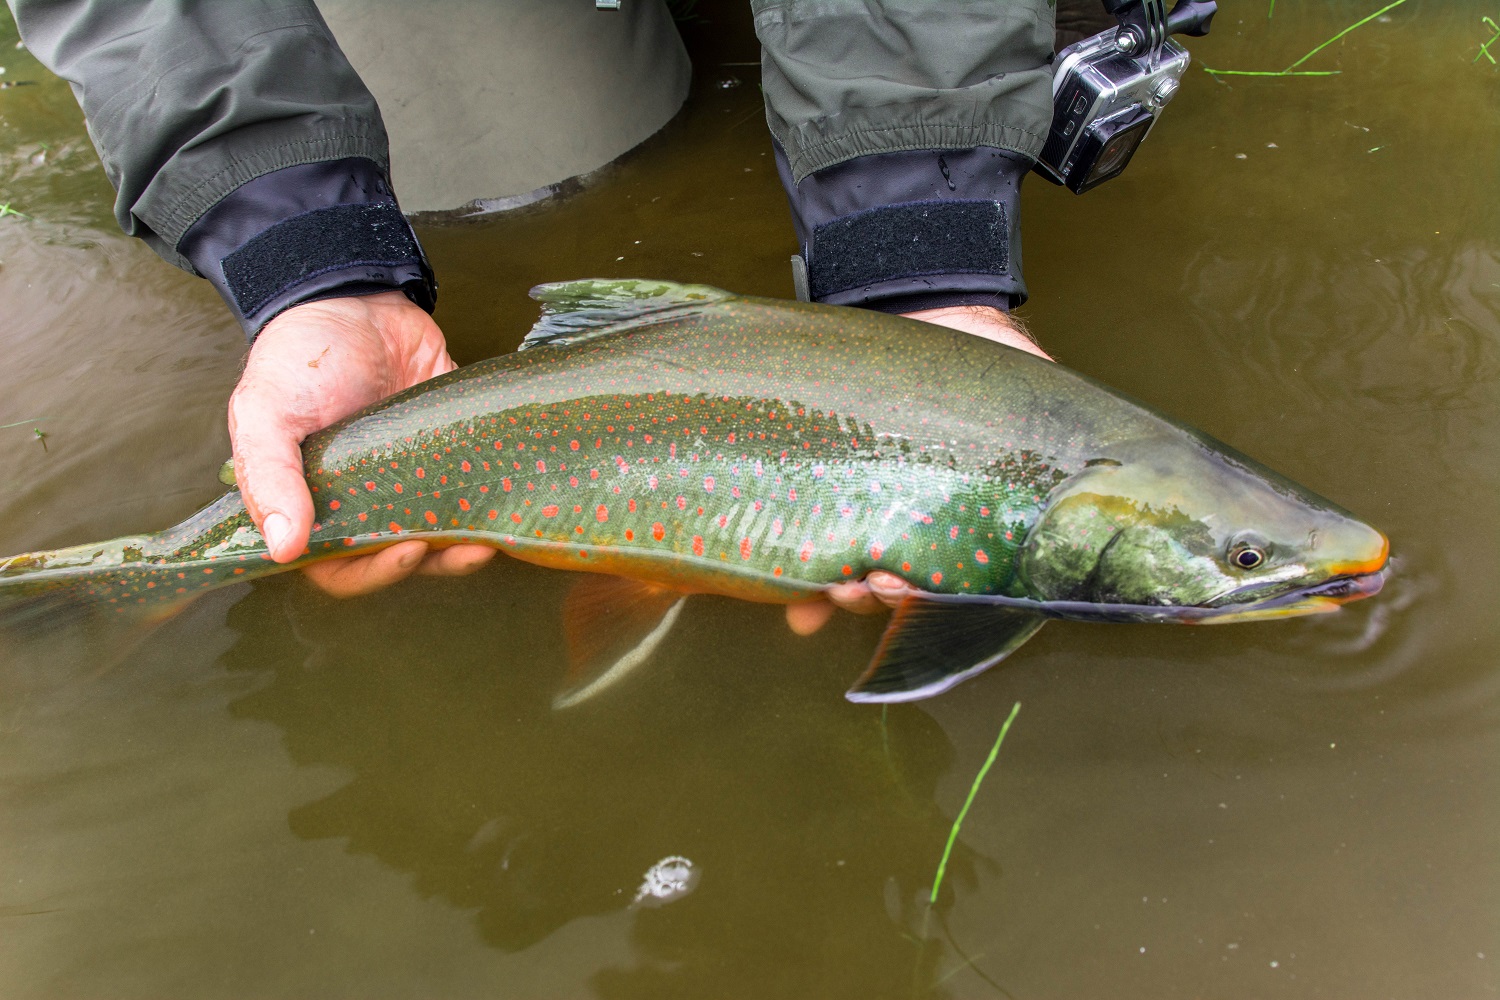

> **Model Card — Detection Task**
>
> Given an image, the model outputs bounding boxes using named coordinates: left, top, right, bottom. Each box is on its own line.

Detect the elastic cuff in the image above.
left=177, top=158, right=437, bottom=338
left=776, top=144, right=1030, bottom=312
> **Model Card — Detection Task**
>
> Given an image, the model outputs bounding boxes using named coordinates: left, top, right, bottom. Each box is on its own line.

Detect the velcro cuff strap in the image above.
left=807, top=200, right=1009, bottom=301
left=222, top=202, right=425, bottom=318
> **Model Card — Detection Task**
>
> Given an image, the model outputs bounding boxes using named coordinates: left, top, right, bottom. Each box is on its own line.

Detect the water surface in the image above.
left=1, top=4, right=1496, bottom=997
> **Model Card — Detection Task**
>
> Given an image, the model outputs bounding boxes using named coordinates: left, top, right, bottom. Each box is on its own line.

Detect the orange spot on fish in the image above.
left=542, top=505, right=560, bottom=518
left=902, top=561, right=912, bottom=572
left=870, top=543, right=884, bottom=559
left=458, top=498, right=471, bottom=511
left=393, top=483, right=404, bottom=494
left=692, top=535, right=705, bottom=556
left=329, top=500, right=341, bottom=510
left=704, top=476, right=715, bottom=492
left=931, top=571, right=943, bottom=585
left=625, top=529, right=635, bottom=541
left=389, top=522, right=403, bottom=533
left=343, top=538, right=355, bottom=547
left=536, top=460, right=547, bottom=473
left=773, top=566, right=783, bottom=577
left=628, top=498, right=637, bottom=512
left=415, top=467, right=425, bottom=479
left=365, top=481, right=376, bottom=491
left=975, top=549, right=989, bottom=564
left=740, top=538, right=753, bottom=559
left=799, top=541, right=814, bottom=562
left=570, top=440, right=580, bottom=450
left=511, top=513, right=523, bottom=523
left=596, top=505, right=609, bottom=522
left=652, top=522, right=666, bottom=541
left=949, top=526, right=959, bottom=540
left=502, top=478, right=512, bottom=492
left=357, top=512, right=368, bottom=521
left=461, top=460, right=471, bottom=472
left=488, top=510, right=499, bottom=520
left=423, top=510, right=437, bottom=524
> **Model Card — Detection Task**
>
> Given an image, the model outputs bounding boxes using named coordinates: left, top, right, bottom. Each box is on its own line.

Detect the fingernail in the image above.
left=397, top=545, right=423, bottom=570
left=263, top=513, right=291, bottom=554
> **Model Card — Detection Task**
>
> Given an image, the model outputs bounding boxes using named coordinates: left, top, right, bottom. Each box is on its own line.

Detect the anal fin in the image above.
left=553, top=575, right=689, bottom=709
left=846, top=599, right=1046, bottom=703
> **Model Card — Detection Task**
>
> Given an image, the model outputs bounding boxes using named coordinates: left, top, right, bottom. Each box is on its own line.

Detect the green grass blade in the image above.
left=929, top=701, right=1022, bottom=906
left=1283, top=0, right=1411, bottom=73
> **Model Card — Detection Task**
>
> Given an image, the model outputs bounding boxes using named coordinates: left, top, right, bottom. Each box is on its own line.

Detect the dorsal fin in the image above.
left=520, top=279, right=732, bottom=350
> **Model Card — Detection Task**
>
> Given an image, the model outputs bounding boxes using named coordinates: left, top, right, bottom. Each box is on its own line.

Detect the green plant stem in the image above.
left=1203, top=0, right=1411, bottom=79
left=929, top=701, right=1022, bottom=906
left=1283, top=0, right=1411, bottom=72
left=1474, top=16, right=1500, bottom=64
left=1203, top=68, right=1339, bottom=76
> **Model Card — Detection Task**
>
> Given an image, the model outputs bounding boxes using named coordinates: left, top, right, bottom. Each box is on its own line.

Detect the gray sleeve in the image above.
left=753, top=0, right=1055, bottom=183
left=754, top=0, right=1057, bottom=313
left=6, top=0, right=390, bottom=270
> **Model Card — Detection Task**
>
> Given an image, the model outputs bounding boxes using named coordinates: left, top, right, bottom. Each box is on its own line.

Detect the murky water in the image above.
left=2, top=4, right=1497, bottom=997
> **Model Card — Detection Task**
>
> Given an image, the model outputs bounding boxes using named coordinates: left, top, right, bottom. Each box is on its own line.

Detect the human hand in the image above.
left=228, top=290, right=496, bottom=597
left=784, top=305, right=1051, bottom=635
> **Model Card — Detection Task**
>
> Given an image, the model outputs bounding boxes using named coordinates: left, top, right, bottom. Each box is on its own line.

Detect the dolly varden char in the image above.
left=0, top=280, right=1389, bottom=702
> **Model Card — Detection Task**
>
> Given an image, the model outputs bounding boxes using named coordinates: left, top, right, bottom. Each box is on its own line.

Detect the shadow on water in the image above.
left=218, top=564, right=982, bottom=999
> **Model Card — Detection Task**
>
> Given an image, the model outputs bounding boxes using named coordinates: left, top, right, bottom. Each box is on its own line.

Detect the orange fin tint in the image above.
left=553, top=575, right=689, bottom=709
left=846, top=598, right=1046, bottom=703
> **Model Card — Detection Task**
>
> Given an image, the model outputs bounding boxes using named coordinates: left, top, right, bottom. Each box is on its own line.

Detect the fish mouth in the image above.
left=1196, top=564, right=1389, bottom=624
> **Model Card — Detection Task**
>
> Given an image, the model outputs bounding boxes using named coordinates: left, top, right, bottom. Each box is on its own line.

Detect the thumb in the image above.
left=229, top=395, right=316, bottom=564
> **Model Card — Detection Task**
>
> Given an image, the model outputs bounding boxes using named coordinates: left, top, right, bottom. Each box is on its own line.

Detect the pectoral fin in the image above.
left=845, top=599, right=1046, bottom=703
left=553, top=574, right=689, bottom=709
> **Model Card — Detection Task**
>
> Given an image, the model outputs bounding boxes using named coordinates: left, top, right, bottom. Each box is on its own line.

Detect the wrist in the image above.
left=177, top=159, right=437, bottom=339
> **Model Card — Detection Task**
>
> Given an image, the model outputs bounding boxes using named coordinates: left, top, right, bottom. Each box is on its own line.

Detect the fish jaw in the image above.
left=1192, top=565, right=1388, bottom=624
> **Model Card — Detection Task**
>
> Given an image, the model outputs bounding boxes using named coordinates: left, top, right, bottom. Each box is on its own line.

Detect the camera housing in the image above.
left=1033, top=31, right=1192, bottom=194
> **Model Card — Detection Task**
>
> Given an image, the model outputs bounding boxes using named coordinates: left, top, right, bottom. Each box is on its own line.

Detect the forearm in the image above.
left=7, top=0, right=434, bottom=333
left=755, top=0, right=1055, bottom=312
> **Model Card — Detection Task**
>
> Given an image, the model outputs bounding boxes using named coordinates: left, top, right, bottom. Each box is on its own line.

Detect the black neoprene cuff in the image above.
left=774, top=144, right=1031, bottom=313
left=177, top=158, right=437, bottom=337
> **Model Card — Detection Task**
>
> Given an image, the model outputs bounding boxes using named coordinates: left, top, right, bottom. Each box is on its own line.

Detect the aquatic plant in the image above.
left=1203, top=0, right=1411, bottom=77
left=929, top=701, right=1022, bottom=906
left=1473, top=15, right=1500, bottom=64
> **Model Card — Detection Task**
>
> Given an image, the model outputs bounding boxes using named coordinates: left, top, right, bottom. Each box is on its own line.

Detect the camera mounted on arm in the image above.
left=1034, top=0, right=1216, bottom=194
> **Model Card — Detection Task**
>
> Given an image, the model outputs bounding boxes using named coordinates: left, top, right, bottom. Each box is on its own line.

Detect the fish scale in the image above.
left=0, top=279, right=1388, bottom=703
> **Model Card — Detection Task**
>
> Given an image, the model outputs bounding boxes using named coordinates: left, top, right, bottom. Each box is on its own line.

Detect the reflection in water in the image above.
left=219, top=562, right=985, bottom=997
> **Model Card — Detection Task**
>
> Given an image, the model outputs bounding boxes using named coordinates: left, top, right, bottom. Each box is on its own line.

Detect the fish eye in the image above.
left=1229, top=544, right=1267, bottom=570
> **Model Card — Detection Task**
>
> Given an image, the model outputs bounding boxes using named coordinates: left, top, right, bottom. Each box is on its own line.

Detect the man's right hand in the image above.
left=228, top=291, right=496, bottom=597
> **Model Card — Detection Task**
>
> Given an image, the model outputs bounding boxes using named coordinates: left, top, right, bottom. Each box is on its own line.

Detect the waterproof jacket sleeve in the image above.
left=6, top=0, right=435, bottom=335
left=755, top=0, right=1056, bottom=312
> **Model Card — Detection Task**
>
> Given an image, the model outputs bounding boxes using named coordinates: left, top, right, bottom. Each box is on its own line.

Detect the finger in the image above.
left=229, top=394, right=316, bottom=564
left=416, top=544, right=498, bottom=577
left=301, top=540, right=429, bottom=598
left=825, top=580, right=886, bottom=615
left=866, top=571, right=914, bottom=608
left=785, top=598, right=837, bottom=636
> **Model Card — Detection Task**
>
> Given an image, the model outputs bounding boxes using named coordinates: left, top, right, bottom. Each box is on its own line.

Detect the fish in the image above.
left=0, top=279, right=1389, bottom=703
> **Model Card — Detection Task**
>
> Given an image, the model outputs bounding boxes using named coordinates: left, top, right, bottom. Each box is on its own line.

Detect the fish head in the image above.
left=1016, top=439, right=1388, bottom=620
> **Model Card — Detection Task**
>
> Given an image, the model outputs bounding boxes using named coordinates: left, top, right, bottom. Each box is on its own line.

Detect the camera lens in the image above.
left=1074, top=108, right=1154, bottom=192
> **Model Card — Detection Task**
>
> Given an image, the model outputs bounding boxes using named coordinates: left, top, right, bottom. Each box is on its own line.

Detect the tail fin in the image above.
left=0, top=492, right=271, bottom=639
